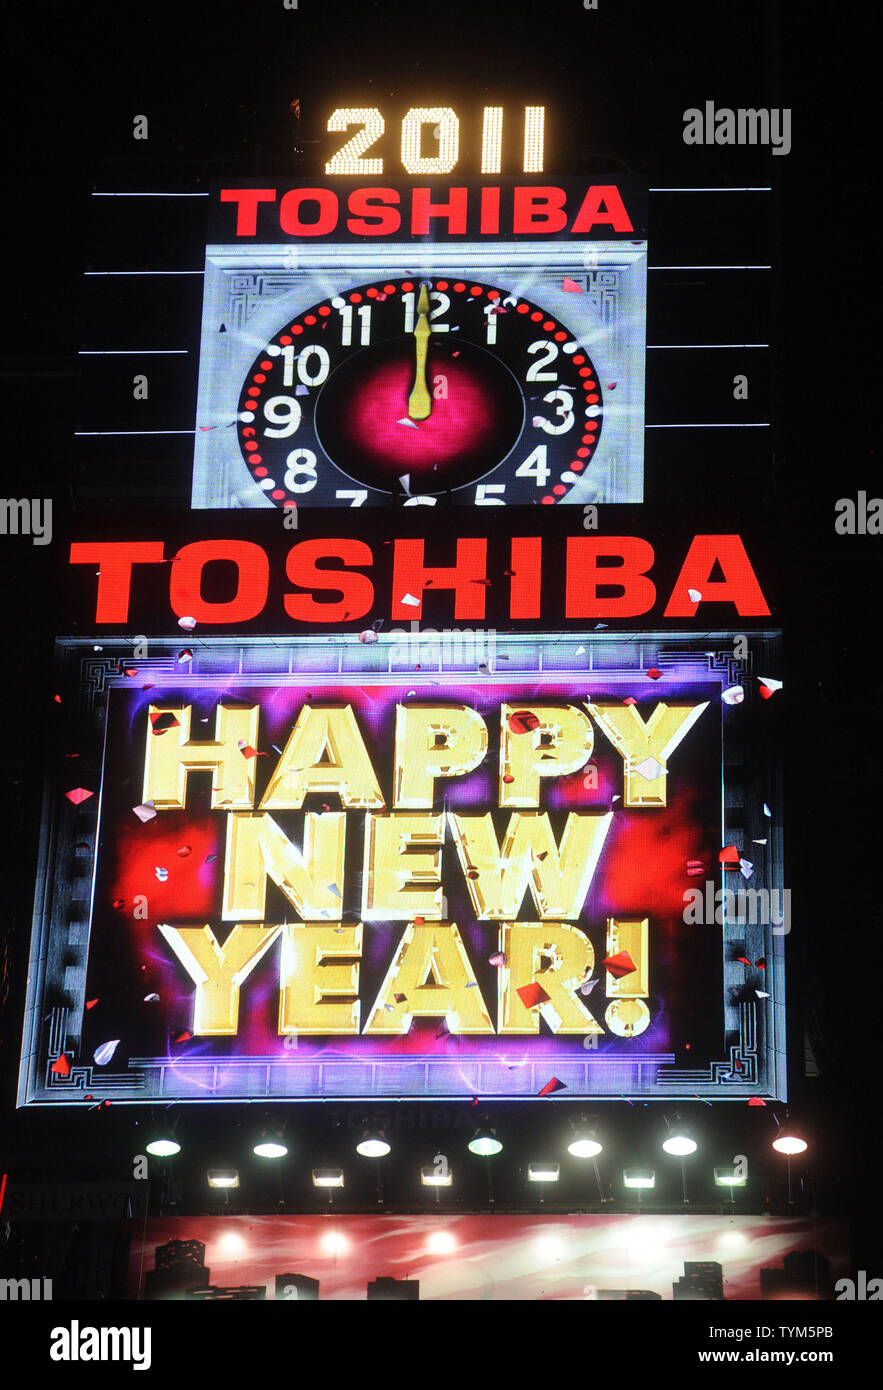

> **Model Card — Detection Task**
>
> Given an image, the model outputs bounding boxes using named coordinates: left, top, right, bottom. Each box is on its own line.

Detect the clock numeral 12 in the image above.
left=401, top=290, right=450, bottom=333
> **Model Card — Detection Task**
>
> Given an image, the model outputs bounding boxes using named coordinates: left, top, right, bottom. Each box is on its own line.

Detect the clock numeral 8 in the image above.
left=283, top=448, right=318, bottom=493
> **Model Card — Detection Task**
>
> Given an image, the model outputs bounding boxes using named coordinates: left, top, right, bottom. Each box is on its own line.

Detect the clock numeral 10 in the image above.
left=325, top=106, right=545, bottom=175
left=281, top=344, right=331, bottom=387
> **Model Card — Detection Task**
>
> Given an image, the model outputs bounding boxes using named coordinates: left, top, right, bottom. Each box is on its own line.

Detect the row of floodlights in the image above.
left=200, top=1164, right=751, bottom=1190
left=147, top=1122, right=808, bottom=1169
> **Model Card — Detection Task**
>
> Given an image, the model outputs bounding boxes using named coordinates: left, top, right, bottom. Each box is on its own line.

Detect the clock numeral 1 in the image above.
left=335, top=489, right=368, bottom=506
left=338, top=303, right=372, bottom=346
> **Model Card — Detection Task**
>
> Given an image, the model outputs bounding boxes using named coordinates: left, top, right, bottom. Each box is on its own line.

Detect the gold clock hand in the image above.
left=407, top=284, right=432, bottom=421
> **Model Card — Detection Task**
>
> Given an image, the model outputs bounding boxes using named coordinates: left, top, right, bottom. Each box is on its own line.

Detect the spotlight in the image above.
left=253, top=1131, right=288, bottom=1159
left=714, top=1165, right=747, bottom=1188
left=356, top=1129, right=390, bottom=1158
left=623, top=1168, right=655, bottom=1189
left=467, top=1128, right=502, bottom=1156
left=772, top=1128, right=808, bottom=1156
left=528, top=1162, right=560, bottom=1182
left=662, top=1127, right=697, bottom=1156
left=207, top=1169, right=239, bottom=1189
left=421, top=1165, right=453, bottom=1187
left=312, top=1168, right=345, bottom=1188
left=567, top=1131, right=602, bottom=1158
left=145, top=1135, right=180, bottom=1157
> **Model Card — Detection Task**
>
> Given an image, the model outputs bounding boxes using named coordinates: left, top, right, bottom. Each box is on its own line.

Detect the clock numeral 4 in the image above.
left=515, top=445, right=550, bottom=486
left=475, top=484, right=506, bottom=505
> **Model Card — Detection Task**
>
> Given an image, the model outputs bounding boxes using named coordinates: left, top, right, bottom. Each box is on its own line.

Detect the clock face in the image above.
left=236, top=277, right=604, bottom=506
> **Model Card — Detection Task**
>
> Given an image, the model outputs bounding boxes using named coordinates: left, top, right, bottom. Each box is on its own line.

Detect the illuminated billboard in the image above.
left=20, top=630, right=784, bottom=1105
left=191, top=179, right=647, bottom=509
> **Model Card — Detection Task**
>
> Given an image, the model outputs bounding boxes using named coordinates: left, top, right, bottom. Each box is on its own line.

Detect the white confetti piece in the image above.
left=722, top=685, right=744, bottom=705
left=687, top=588, right=702, bottom=603
left=177, top=616, right=197, bottom=631
left=400, top=593, right=420, bottom=608
left=739, top=859, right=754, bottom=879
left=94, top=1040, right=120, bottom=1066
left=132, top=802, right=157, bottom=823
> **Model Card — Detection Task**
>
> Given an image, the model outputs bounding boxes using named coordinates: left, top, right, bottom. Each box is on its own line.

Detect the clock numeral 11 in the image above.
left=337, top=303, right=372, bottom=346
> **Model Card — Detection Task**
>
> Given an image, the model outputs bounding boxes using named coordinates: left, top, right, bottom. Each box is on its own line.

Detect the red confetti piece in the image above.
left=413, top=916, right=425, bottom=926
left=508, top=710, right=540, bottom=734
left=170, top=1030, right=192, bottom=1044
left=50, top=1053, right=70, bottom=1076
left=646, top=668, right=662, bottom=680
left=53, top=694, right=62, bottom=703
left=65, top=787, right=94, bottom=805
left=719, top=845, right=741, bottom=865
left=149, top=711, right=180, bottom=733
left=562, top=277, right=583, bottom=293
left=503, top=774, right=514, bottom=784
left=748, top=1097, right=766, bottom=1106
left=85, top=999, right=98, bottom=1010
left=603, top=951, right=637, bottom=979
left=177, top=845, right=192, bottom=857
left=393, top=993, right=407, bottom=1004
left=466, top=868, right=480, bottom=880
left=759, top=685, right=773, bottom=700
left=754, top=958, right=766, bottom=969
left=537, top=1077, right=567, bottom=1097
left=517, top=982, right=550, bottom=1009
left=734, top=956, right=752, bottom=966
left=623, top=697, right=637, bottom=707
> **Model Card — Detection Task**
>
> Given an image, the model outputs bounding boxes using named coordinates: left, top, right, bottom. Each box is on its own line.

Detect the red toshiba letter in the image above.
left=664, top=535, right=771, bottom=617
left=570, top=185, right=634, bottom=234
left=566, top=537, right=656, bottom=618
left=69, top=542, right=165, bottom=623
left=410, top=188, right=469, bottom=235
left=392, top=539, right=488, bottom=620
left=284, top=540, right=374, bottom=622
left=512, top=186, right=567, bottom=234
left=219, top=189, right=277, bottom=236
left=170, top=541, right=269, bottom=623
left=346, top=188, right=401, bottom=236
left=509, top=537, right=542, bottom=619
left=279, top=188, right=339, bottom=236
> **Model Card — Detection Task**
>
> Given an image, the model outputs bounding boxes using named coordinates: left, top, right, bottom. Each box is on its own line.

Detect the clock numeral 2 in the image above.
left=526, top=339, right=559, bottom=381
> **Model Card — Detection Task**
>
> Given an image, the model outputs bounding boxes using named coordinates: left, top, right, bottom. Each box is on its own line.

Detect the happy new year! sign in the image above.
left=19, top=630, right=785, bottom=1105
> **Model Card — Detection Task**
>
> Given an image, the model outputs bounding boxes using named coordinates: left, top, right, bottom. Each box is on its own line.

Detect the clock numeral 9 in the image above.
left=536, top=388, right=575, bottom=435
left=262, top=396, right=302, bottom=439
left=283, top=448, right=318, bottom=493
left=280, top=344, right=331, bottom=388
